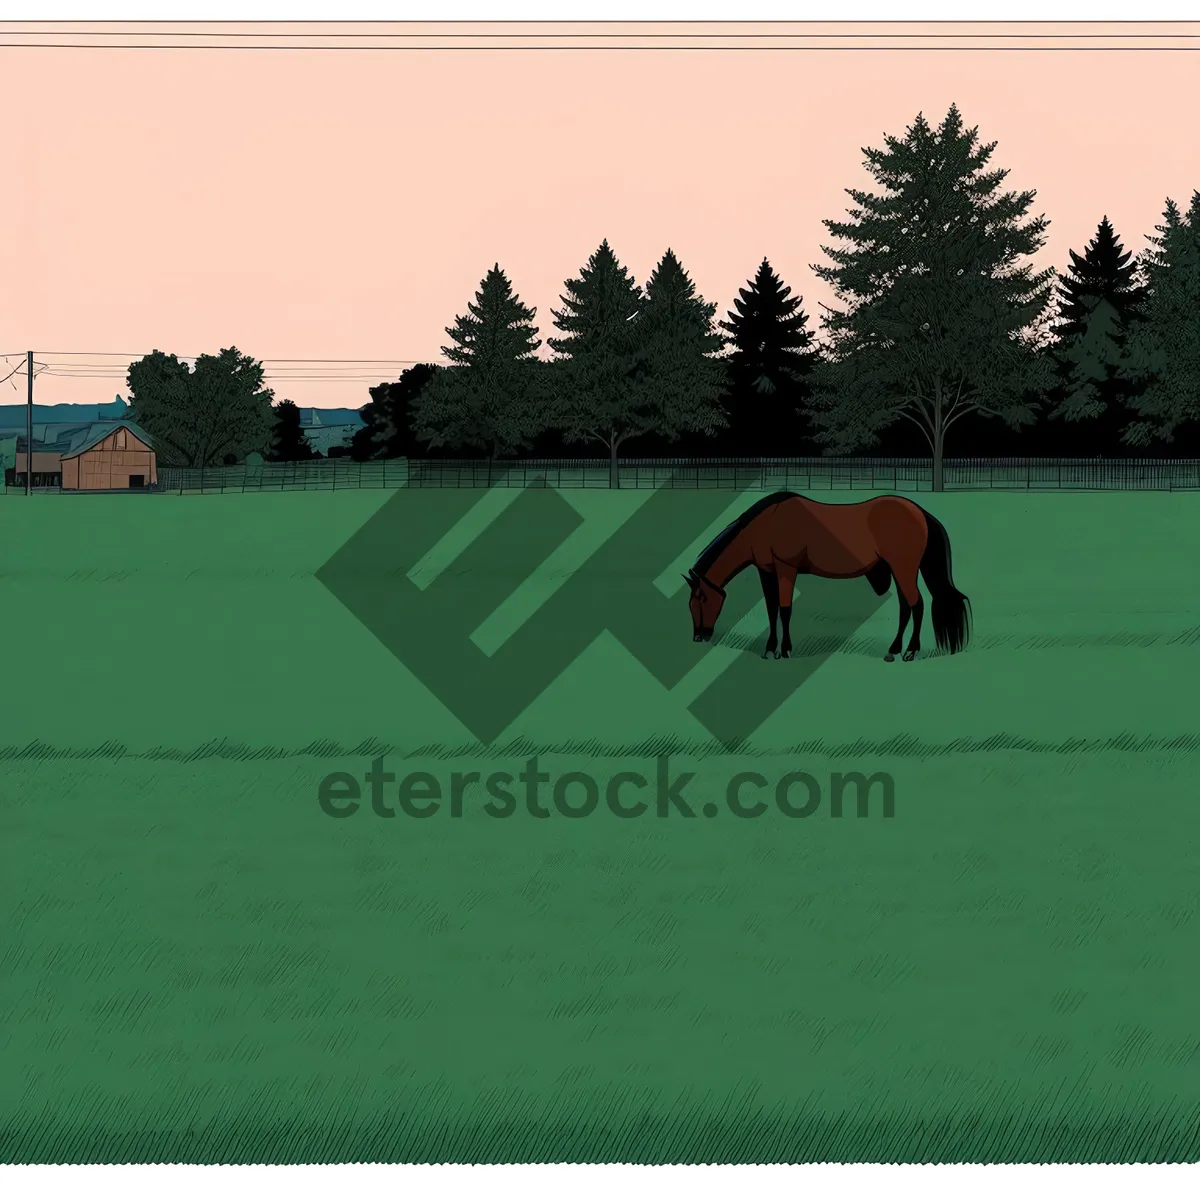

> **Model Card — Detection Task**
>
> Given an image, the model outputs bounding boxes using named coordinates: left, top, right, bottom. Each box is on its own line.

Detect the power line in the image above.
left=34, top=350, right=441, bottom=364
left=36, top=352, right=432, bottom=362
left=2, top=43, right=1197, bottom=51
left=262, top=358, right=432, bottom=363
left=2, top=24, right=1194, bottom=54
left=38, top=353, right=389, bottom=359
left=27, top=356, right=441, bottom=385
left=14, top=17, right=1198, bottom=22
left=5, top=29, right=1199, bottom=39
left=37, top=368, right=415, bottom=377
left=36, top=364, right=427, bottom=369
left=38, top=374, right=405, bottom=383
left=38, top=364, right=423, bottom=370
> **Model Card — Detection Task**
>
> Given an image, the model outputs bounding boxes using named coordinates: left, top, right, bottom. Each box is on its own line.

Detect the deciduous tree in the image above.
left=127, top=347, right=275, bottom=468
left=352, top=363, right=443, bottom=460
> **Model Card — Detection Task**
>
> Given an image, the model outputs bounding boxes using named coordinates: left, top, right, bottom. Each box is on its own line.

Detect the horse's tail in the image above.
left=917, top=506, right=972, bottom=655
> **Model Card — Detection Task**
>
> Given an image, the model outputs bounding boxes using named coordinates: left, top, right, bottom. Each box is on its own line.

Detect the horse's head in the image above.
left=684, top=569, right=726, bottom=643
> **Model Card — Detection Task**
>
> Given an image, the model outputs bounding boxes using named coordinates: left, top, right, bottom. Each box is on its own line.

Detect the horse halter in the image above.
left=683, top=569, right=726, bottom=597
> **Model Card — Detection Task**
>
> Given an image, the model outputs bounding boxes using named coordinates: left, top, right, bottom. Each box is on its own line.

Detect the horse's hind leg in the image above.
left=758, top=567, right=780, bottom=659
left=774, top=562, right=798, bottom=659
left=885, top=594, right=911, bottom=663
left=885, top=556, right=925, bottom=661
left=905, top=588, right=926, bottom=661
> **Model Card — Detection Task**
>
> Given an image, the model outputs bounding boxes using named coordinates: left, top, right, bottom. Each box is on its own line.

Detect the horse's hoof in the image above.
left=780, top=650, right=791, bottom=660
left=902, top=650, right=916, bottom=662
left=773, top=651, right=781, bottom=660
left=884, top=653, right=895, bottom=662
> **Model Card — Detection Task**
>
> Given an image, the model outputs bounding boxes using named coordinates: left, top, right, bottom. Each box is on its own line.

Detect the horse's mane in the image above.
left=692, top=491, right=799, bottom=577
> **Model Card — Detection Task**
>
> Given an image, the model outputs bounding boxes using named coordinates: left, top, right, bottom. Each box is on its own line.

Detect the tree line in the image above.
left=124, top=105, right=1200, bottom=490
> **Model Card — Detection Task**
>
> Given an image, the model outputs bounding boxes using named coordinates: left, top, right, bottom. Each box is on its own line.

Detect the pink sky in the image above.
left=1, top=22, right=1197, bottom=410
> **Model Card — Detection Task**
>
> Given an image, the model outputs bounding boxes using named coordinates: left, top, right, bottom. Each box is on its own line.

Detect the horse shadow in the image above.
left=715, top=599, right=955, bottom=661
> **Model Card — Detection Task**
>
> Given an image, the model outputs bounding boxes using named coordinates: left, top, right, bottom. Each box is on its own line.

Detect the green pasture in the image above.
left=1, top=488, right=1198, bottom=1163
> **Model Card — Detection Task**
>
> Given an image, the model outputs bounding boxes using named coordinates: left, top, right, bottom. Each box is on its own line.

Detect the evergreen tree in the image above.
left=810, top=105, right=1056, bottom=490
left=547, top=241, right=725, bottom=486
left=1056, top=218, right=1145, bottom=338
left=545, top=240, right=647, bottom=487
left=266, top=399, right=318, bottom=461
left=636, top=248, right=728, bottom=456
left=1047, top=217, right=1147, bottom=454
left=351, top=363, right=442, bottom=460
left=1122, top=192, right=1200, bottom=449
left=719, top=258, right=820, bottom=455
left=410, top=264, right=549, bottom=474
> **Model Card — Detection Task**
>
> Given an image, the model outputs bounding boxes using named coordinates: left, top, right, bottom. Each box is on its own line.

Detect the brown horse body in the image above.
left=684, top=491, right=971, bottom=662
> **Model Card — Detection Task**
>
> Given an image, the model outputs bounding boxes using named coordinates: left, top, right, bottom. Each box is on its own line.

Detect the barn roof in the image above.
left=7, top=423, right=91, bottom=452
left=59, top=420, right=157, bottom=460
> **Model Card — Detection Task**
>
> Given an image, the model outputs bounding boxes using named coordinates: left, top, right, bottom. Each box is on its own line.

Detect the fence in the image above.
left=156, top=459, right=411, bottom=493
left=142, top=456, right=1200, bottom=494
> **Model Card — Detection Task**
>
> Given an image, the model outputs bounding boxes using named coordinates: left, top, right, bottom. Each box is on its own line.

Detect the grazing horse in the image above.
left=684, top=491, right=971, bottom=662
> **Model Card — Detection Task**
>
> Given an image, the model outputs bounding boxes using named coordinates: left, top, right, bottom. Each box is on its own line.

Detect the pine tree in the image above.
left=545, top=240, right=647, bottom=488
left=546, top=242, right=728, bottom=484
left=637, top=248, right=728, bottom=455
left=266, top=399, right=318, bottom=462
left=411, top=264, right=549, bottom=473
left=442, top=262, right=542, bottom=373
left=1047, top=217, right=1148, bottom=454
left=719, top=258, right=820, bottom=455
left=1122, top=192, right=1200, bottom=448
left=1056, top=217, right=1145, bottom=338
left=810, top=105, right=1056, bottom=490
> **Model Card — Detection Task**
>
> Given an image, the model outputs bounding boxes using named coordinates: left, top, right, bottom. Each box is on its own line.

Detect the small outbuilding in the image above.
left=59, top=421, right=157, bottom=490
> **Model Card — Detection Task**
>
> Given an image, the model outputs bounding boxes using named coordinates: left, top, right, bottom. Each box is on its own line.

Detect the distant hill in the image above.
left=0, top=400, right=365, bottom=430
left=0, top=397, right=129, bottom=425
left=297, top=408, right=365, bottom=428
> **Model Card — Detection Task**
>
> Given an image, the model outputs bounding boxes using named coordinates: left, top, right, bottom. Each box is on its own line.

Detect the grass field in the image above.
left=2, top=487, right=1199, bottom=1163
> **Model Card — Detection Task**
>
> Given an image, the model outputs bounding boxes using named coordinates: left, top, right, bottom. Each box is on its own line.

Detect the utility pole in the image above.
left=26, top=350, right=33, bottom=495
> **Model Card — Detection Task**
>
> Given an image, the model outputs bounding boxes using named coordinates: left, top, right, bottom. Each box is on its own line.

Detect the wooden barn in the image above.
left=59, top=421, right=157, bottom=490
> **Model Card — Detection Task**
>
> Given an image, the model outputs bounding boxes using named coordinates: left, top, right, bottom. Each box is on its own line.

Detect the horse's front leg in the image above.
left=758, top=567, right=779, bottom=658
left=775, top=564, right=798, bottom=659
